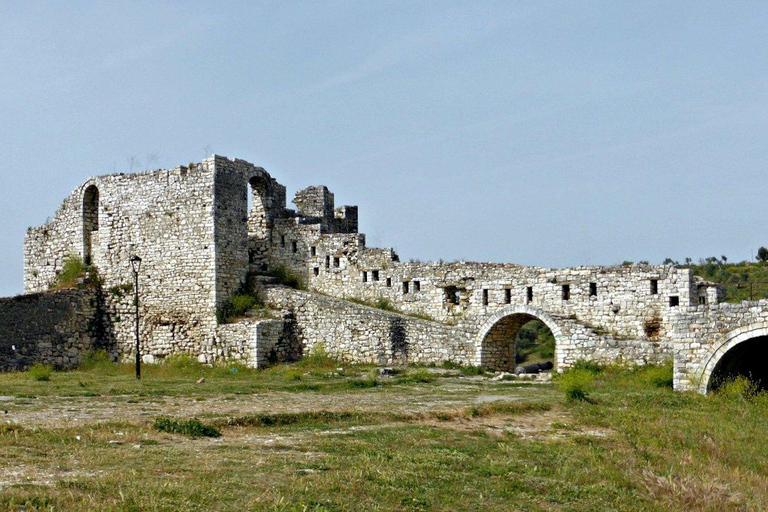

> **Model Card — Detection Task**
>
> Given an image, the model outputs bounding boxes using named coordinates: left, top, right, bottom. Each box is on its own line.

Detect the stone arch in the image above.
left=475, top=305, right=563, bottom=371
left=82, top=184, right=99, bottom=265
left=699, top=323, right=768, bottom=394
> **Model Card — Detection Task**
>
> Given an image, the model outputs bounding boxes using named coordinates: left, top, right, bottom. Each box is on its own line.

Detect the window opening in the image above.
left=504, top=288, right=511, bottom=304
left=413, top=280, right=421, bottom=292
left=650, top=279, right=658, bottom=295
left=325, top=255, right=330, bottom=269
left=403, top=281, right=409, bottom=294
left=589, top=282, right=597, bottom=297
left=669, top=296, right=679, bottom=307
left=313, top=267, right=319, bottom=277
left=362, top=271, right=368, bottom=283
left=386, top=278, right=392, bottom=287
left=482, top=289, right=489, bottom=306
left=291, top=241, right=298, bottom=253
left=310, top=246, right=316, bottom=257
left=333, top=257, right=340, bottom=268
left=526, top=286, right=533, bottom=304
left=372, top=270, right=379, bottom=281
left=562, top=284, right=570, bottom=301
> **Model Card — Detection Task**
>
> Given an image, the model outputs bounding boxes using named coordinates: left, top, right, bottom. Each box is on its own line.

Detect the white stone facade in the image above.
left=10, top=155, right=768, bottom=391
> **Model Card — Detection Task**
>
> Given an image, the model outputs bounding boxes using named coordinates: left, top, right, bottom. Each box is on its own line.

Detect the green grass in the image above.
left=688, top=260, right=768, bottom=302
left=0, top=363, right=767, bottom=510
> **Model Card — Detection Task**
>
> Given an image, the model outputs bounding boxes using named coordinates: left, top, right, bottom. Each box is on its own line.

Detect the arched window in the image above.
left=83, top=185, right=99, bottom=265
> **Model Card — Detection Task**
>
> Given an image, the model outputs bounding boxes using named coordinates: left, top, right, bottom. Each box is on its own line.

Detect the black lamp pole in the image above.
left=130, top=255, right=142, bottom=380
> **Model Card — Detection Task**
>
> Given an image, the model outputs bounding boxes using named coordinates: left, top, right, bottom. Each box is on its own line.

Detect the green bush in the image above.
left=459, top=365, right=486, bottom=376
left=28, top=363, right=54, bottom=382
left=217, top=292, right=263, bottom=323
left=153, top=417, right=221, bottom=438
left=51, top=254, right=90, bottom=290
left=645, top=362, right=674, bottom=388
left=163, top=353, right=202, bottom=372
left=556, top=369, right=594, bottom=401
left=715, top=376, right=761, bottom=401
left=79, top=349, right=114, bottom=371
left=267, top=265, right=305, bottom=290
left=572, top=360, right=603, bottom=374
left=374, top=296, right=397, bottom=312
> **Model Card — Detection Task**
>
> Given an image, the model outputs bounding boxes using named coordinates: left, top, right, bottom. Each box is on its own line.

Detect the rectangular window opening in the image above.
left=589, top=282, right=597, bottom=297
left=504, top=288, right=511, bottom=304
left=333, top=257, right=340, bottom=268
left=386, top=277, right=392, bottom=288
left=482, top=289, right=489, bottom=306
left=372, top=270, right=379, bottom=281
left=310, top=246, right=316, bottom=257
left=413, top=280, right=421, bottom=292
left=291, top=241, right=298, bottom=253
left=325, top=255, right=330, bottom=269
left=362, top=271, right=368, bottom=283
left=526, top=286, right=533, bottom=304
left=650, top=279, right=658, bottom=295
left=313, top=267, right=319, bottom=277
left=699, top=296, right=706, bottom=305
left=280, top=235, right=285, bottom=248
left=669, top=296, right=679, bottom=307
left=403, top=281, right=410, bottom=294
left=444, top=286, right=460, bottom=305
left=562, top=284, right=570, bottom=301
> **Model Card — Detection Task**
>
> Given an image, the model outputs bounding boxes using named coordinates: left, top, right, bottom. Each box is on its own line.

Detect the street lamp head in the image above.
left=130, top=255, right=142, bottom=274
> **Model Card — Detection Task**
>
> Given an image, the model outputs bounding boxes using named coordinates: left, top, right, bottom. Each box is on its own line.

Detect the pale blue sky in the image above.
left=1, top=1, right=767, bottom=296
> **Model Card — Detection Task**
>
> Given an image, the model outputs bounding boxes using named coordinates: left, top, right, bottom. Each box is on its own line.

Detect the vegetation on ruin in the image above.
left=267, top=265, right=306, bottom=290
left=1, top=357, right=767, bottom=511
left=49, top=254, right=101, bottom=290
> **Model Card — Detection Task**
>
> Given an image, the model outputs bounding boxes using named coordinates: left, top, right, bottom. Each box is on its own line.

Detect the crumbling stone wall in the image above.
left=0, top=289, right=100, bottom=370
left=14, top=153, right=751, bottom=390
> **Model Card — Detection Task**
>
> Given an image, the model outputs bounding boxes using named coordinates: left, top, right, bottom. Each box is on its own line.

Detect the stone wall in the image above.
left=263, top=286, right=477, bottom=366
left=0, top=289, right=100, bottom=370
left=669, top=300, right=768, bottom=392
left=216, top=317, right=298, bottom=368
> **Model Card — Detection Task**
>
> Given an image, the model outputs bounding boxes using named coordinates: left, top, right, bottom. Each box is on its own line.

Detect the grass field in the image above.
left=1, top=356, right=766, bottom=511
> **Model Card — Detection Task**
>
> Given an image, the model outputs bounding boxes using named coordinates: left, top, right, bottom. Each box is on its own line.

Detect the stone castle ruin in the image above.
left=3, top=156, right=768, bottom=393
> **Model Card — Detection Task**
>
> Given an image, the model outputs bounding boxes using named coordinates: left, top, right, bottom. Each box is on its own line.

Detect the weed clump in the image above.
left=267, top=265, right=305, bottom=290
left=28, top=363, right=53, bottom=382
left=51, top=254, right=101, bottom=290
left=79, top=349, right=115, bottom=372
left=556, top=368, right=595, bottom=401
left=153, top=417, right=221, bottom=438
left=645, top=362, right=674, bottom=388
left=715, top=376, right=761, bottom=401
left=397, top=368, right=436, bottom=384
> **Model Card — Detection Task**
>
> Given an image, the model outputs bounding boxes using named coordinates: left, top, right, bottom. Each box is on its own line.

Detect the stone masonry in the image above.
left=2, top=155, right=766, bottom=392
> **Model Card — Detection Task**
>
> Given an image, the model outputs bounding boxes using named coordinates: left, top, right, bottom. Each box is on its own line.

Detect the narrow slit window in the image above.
left=650, top=279, right=658, bottom=295
left=504, top=288, right=511, bottom=304
left=386, top=278, right=392, bottom=288
left=310, top=246, right=316, bottom=257
left=362, top=271, right=368, bottom=283
left=526, top=286, right=533, bottom=304
left=333, top=257, right=340, bottom=268
left=482, top=289, right=489, bottom=306
left=562, top=284, right=570, bottom=301
left=313, top=267, right=319, bottom=276
left=413, top=280, right=421, bottom=292
left=291, top=241, right=298, bottom=253
left=280, top=235, right=285, bottom=248
left=403, top=281, right=409, bottom=294
left=589, top=282, right=597, bottom=297
left=669, top=296, right=679, bottom=307
left=325, top=255, right=330, bottom=269
left=372, top=270, right=379, bottom=281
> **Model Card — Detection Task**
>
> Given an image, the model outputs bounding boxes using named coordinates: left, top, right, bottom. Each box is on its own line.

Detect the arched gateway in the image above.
left=475, top=305, right=563, bottom=371
left=699, top=324, right=768, bottom=393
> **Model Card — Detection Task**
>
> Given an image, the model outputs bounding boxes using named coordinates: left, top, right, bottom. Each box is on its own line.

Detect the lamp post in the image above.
left=130, top=255, right=142, bottom=380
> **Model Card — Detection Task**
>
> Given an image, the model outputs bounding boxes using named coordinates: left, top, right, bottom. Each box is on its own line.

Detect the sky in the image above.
left=1, top=1, right=767, bottom=297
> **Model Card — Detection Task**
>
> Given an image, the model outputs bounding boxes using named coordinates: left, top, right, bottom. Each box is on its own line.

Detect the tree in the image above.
left=757, top=247, right=768, bottom=262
